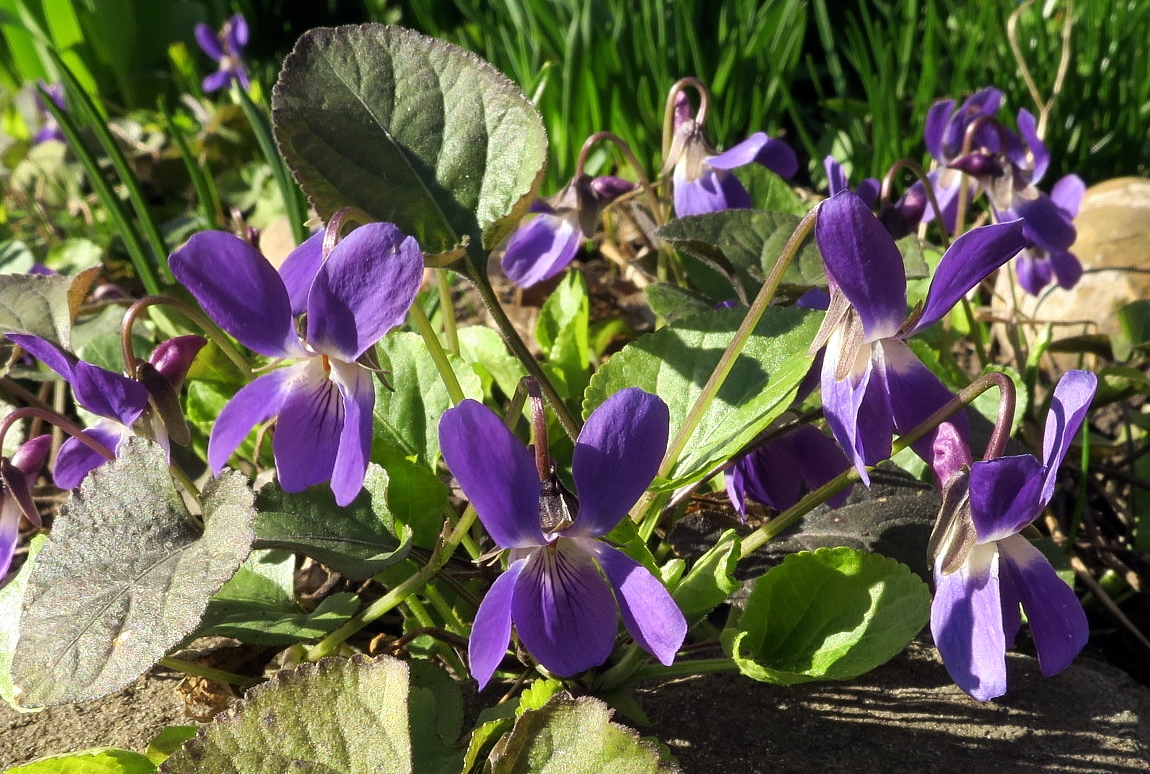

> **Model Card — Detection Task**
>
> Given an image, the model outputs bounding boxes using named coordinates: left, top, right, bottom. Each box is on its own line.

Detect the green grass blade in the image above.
left=235, top=82, right=308, bottom=246
left=160, top=103, right=223, bottom=231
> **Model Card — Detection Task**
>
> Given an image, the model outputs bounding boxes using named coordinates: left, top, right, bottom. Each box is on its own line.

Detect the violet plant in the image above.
left=0, top=21, right=1108, bottom=773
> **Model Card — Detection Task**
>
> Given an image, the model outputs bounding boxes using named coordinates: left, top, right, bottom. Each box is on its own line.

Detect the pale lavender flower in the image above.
left=195, top=13, right=251, bottom=93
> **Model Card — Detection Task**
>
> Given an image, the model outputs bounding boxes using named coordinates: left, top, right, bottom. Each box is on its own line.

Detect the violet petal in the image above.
left=272, top=360, right=342, bottom=493
left=501, top=212, right=582, bottom=288
left=569, top=388, right=668, bottom=538
left=930, top=542, right=1007, bottom=701
left=815, top=192, right=907, bottom=340
left=194, top=22, right=223, bottom=60
left=207, top=366, right=295, bottom=473
left=72, top=361, right=150, bottom=426
left=910, top=219, right=1027, bottom=334
left=278, top=230, right=325, bottom=316
left=968, top=455, right=1044, bottom=542
left=1039, top=370, right=1097, bottom=504
left=510, top=540, right=619, bottom=676
left=306, top=223, right=423, bottom=360
left=52, top=423, right=125, bottom=490
left=581, top=539, right=685, bottom=666
left=1051, top=175, right=1086, bottom=219
left=328, top=360, right=374, bottom=506
left=169, top=231, right=300, bottom=358
left=439, top=400, right=546, bottom=549
left=469, top=557, right=524, bottom=689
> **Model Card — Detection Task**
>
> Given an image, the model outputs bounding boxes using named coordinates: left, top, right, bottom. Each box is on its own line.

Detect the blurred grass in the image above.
left=391, top=0, right=1150, bottom=191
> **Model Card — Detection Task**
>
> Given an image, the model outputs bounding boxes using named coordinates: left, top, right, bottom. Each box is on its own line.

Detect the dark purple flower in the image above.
left=501, top=175, right=634, bottom=288
left=726, top=424, right=853, bottom=518
left=668, top=96, right=797, bottom=217
left=811, top=192, right=1027, bottom=486
left=824, top=156, right=925, bottom=239
left=439, top=388, right=686, bottom=687
left=0, top=435, right=51, bottom=580
left=929, top=369, right=1095, bottom=701
left=195, top=13, right=250, bottom=93
left=1013, top=174, right=1085, bottom=295
left=32, top=82, right=65, bottom=145
left=170, top=224, right=423, bottom=506
left=7, top=334, right=205, bottom=488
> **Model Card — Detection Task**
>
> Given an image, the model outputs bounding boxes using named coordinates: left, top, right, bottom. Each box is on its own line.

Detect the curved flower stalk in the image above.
left=812, top=191, right=1027, bottom=486
left=666, top=91, right=797, bottom=217
left=0, top=435, right=51, bottom=580
left=725, top=423, right=853, bottom=519
left=439, top=388, right=686, bottom=688
left=195, top=13, right=251, bottom=93
left=1013, top=174, right=1086, bottom=295
left=501, top=175, right=635, bottom=288
left=5, top=334, right=205, bottom=489
left=929, top=369, right=1096, bottom=701
left=170, top=223, right=423, bottom=506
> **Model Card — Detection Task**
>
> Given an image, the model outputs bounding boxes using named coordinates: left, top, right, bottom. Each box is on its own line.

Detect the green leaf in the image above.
left=11, top=439, right=255, bottom=708
left=0, top=266, right=98, bottom=348
left=374, top=331, right=482, bottom=465
left=408, top=661, right=465, bottom=774
left=0, top=240, right=35, bottom=273
left=671, top=529, right=740, bottom=628
left=160, top=655, right=413, bottom=774
left=457, top=325, right=527, bottom=400
left=197, top=549, right=360, bottom=646
left=272, top=24, right=547, bottom=265
left=1112, top=298, right=1150, bottom=361
left=723, top=547, right=931, bottom=685
left=733, top=164, right=810, bottom=215
left=0, top=534, right=45, bottom=712
left=144, top=727, right=199, bottom=766
left=536, top=271, right=590, bottom=401
left=372, top=448, right=450, bottom=549
left=487, top=693, right=680, bottom=774
left=252, top=465, right=413, bottom=580
left=8, top=747, right=157, bottom=773
left=584, top=306, right=821, bottom=489
left=643, top=283, right=714, bottom=324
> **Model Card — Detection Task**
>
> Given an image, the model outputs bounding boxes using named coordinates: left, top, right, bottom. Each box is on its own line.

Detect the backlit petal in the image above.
left=1049, top=250, right=1083, bottom=290
left=816, top=192, right=907, bottom=340
left=439, top=400, right=545, bottom=548
left=821, top=335, right=889, bottom=485
left=511, top=540, right=618, bottom=676
left=570, top=388, right=668, bottom=537
left=1039, top=370, right=1096, bottom=504
left=278, top=230, right=324, bottom=316
left=1051, top=175, right=1086, bottom=219
left=53, top=423, right=125, bottom=490
left=469, top=558, right=524, bottom=689
left=306, top=223, right=423, bottom=360
left=924, top=99, right=955, bottom=161
left=708, top=132, right=798, bottom=179
left=968, top=455, right=1044, bottom=542
left=998, top=534, right=1087, bottom=677
left=169, top=231, right=299, bottom=358
left=931, top=542, right=1007, bottom=701
left=911, top=219, right=1027, bottom=334
left=1012, top=192, right=1076, bottom=254
left=582, top=540, right=685, bottom=666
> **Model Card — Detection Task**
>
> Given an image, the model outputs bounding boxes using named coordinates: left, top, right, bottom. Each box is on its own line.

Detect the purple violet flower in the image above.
left=501, top=175, right=635, bottom=288
left=5, top=334, right=204, bottom=488
left=170, top=224, right=423, bottom=506
left=667, top=94, right=797, bottom=217
left=195, top=13, right=251, bottom=93
left=0, top=435, right=51, bottom=581
left=811, top=191, right=1027, bottom=486
left=929, top=369, right=1095, bottom=701
left=726, top=423, right=853, bottom=519
left=439, top=387, right=686, bottom=688
left=32, top=83, right=65, bottom=145
left=1013, top=174, right=1086, bottom=296
left=824, top=156, right=926, bottom=240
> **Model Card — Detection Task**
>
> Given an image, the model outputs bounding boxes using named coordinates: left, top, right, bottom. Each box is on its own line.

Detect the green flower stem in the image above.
left=658, top=208, right=818, bottom=481
left=304, top=505, right=479, bottom=660
left=739, top=370, right=1014, bottom=558
left=626, top=657, right=737, bottom=684
left=436, top=269, right=460, bottom=356
left=159, top=657, right=259, bottom=688
left=402, top=594, right=467, bottom=675
left=408, top=300, right=465, bottom=405
left=468, top=269, right=580, bottom=442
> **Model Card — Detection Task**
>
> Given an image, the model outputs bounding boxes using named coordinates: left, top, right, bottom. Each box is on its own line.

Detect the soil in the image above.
left=3, top=640, right=1148, bottom=772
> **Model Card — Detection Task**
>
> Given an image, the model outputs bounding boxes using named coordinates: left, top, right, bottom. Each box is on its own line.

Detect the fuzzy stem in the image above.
left=436, top=270, right=460, bottom=356
left=0, top=407, right=116, bottom=463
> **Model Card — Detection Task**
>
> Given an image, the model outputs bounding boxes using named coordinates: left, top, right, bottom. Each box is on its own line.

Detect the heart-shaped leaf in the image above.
left=723, top=547, right=930, bottom=685
left=583, top=306, right=821, bottom=489
left=11, top=439, right=255, bottom=707
left=272, top=24, right=548, bottom=265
